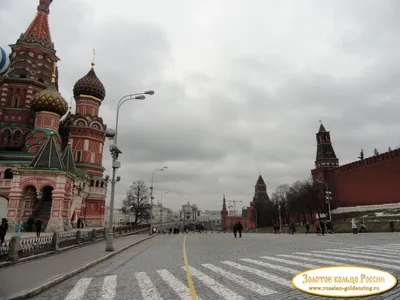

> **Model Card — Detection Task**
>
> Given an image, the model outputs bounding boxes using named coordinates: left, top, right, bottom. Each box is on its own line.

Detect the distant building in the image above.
left=152, top=204, right=173, bottom=223
left=180, top=202, right=199, bottom=221
left=221, top=175, right=270, bottom=230
left=105, top=207, right=134, bottom=225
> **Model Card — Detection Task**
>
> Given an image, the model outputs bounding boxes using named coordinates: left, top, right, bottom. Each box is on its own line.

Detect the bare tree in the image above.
left=358, top=149, right=364, bottom=160
left=271, top=184, right=290, bottom=224
left=121, top=180, right=150, bottom=225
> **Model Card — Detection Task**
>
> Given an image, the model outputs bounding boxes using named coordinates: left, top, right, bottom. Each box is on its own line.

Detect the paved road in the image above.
left=30, top=232, right=400, bottom=300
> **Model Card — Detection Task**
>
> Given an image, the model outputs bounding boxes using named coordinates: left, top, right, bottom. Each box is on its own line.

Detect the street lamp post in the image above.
left=105, top=90, right=155, bottom=252
left=114, top=90, right=155, bottom=145
left=149, top=166, right=168, bottom=235
left=278, top=202, right=282, bottom=233
left=159, top=190, right=170, bottom=224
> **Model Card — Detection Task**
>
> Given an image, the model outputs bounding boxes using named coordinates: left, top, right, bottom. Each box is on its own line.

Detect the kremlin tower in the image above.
left=0, top=0, right=108, bottom=231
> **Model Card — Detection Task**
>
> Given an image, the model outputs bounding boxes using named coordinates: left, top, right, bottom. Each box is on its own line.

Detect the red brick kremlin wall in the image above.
left=328, top=149, right=400, bottom=207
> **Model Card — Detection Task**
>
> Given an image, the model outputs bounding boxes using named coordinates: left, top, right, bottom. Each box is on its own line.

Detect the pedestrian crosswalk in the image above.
left=62, top=243, right=400, bottom=300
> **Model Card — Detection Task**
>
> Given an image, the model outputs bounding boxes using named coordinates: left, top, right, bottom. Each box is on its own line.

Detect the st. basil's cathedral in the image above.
left=0, top=0, right=108, bottom=231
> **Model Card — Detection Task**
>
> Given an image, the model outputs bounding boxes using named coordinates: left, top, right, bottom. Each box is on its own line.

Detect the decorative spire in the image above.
left=23, top=0, right=53, bottom=47
left=222, top=194, right=226, bottom=210
left=318, top=121, right=327, bottom=133
left=256, top=174, right=265, bottom=185
left=61, top=143, right=76, bottom=173
left=91, top=49, right=96, bottom=68
left=38, top=0, right=53, bottom=13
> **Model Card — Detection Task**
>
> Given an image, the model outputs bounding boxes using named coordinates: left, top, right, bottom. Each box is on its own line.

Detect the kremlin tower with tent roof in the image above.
left=0, top=0, right=108, bottom=231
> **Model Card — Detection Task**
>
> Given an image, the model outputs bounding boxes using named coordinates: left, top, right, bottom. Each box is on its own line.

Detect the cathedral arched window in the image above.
left=12, top=94, right=20, bottom=107
left=2, top=129, right=11, bottom=145
left=13, top=130, right=22, bottom=142
left=95, top=180, right=99, bottom=187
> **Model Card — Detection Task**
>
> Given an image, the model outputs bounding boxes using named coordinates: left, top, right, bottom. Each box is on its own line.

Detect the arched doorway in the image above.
left=0, top=196, right=8, bottom=219
left=35, top=186, right=53, bottom=229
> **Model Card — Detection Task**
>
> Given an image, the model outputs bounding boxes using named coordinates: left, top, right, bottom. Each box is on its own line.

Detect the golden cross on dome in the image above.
left=91, top=49, right=96, bottom=68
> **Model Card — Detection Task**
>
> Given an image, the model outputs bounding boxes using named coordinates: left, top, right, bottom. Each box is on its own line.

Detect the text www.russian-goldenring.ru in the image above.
left=309, top=286, right=380, bottom=292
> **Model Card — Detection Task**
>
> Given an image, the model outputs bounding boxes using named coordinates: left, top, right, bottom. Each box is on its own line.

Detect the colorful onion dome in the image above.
left=31, top=71, right=69, bottom=116
left=73, top=62, right=106, bottom=101
left=0, top=47, right=11, bottom=77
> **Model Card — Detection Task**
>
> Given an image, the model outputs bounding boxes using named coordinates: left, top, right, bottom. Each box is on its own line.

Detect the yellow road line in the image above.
left=183, top=234, right=198, bottom=300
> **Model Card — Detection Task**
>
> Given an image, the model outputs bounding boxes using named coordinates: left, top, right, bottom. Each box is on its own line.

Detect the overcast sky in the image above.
left=1, top=0, right=399, bottom=211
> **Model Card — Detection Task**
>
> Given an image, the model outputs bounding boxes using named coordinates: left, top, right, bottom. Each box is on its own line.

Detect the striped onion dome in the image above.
left=0, top=47, right=10, bottom=77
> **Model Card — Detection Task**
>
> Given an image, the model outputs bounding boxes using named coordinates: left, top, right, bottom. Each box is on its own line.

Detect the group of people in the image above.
left=351, top=218, right=396, bottom=234
left=233, top=221, right=243, bottom=238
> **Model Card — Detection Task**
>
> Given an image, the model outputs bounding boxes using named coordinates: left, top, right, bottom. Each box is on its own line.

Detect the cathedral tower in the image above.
left=68, top=61, right=106, bottom=177
left=24, top=65, right=68, bottom=153
left=311, top=123, right=339, bottom=182
left=0, top=0, right=59, bottom=151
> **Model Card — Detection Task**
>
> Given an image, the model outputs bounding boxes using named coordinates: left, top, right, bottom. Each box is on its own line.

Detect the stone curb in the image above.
left=2, top=235, right=154, bottom=300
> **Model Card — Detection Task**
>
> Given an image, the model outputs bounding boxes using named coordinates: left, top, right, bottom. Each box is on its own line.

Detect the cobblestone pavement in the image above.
left=30, top=232, right=400, bottom=300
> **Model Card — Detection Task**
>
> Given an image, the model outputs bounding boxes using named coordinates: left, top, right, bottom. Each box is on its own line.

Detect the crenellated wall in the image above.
left=331, top=149, right=400, bottom=206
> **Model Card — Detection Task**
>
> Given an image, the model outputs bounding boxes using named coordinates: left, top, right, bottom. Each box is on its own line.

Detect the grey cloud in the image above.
left=3, top=0, right=400, bottom=211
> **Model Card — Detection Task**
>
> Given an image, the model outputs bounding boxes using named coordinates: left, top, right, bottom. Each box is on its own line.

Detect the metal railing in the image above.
left=0, top=223, right=150, bottom=264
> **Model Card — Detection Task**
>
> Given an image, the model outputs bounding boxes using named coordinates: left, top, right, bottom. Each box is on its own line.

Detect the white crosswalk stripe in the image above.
left=312, top=250, right=399, bottom=264
left=60, top=244, right=400, bottom=300
left=221, top=260, right=292, bottom=287
left=201, top=263, right=276, bottom=295
left=240, top=258, right=300, bottom=274
left=278, top=254, right=340, bottom=266
left=189, top=266, right=245, bottom=300
left=135, top=272, right=163, bottom=300
left=65, top=278, right=92, bottom=300
left=99, top=275, right=117, bottom=300
left=156, top=269, right=197, bottom=300
left=295, top=252, right=400, bottom=271
left=329, top=249, right=399, bottom=259
left=259, top=256, right=317, bottom=269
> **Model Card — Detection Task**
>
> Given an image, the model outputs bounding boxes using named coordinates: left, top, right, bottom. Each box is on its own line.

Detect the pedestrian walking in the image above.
left=315, top=219, right=321, bottom=236
left=320, top=220, right=325, bottom=236
left=233, top=222, right=238, bottom=238
left=351, top=218, right=358, bottom=234
left=389, top=221, right=395, bottom=232
left=35, top=219, right=43, bottom=236
left=360, top=220, right=367, bottom=233
left=0, top=218, right=8, bottom=246
left=27, top=216, right=34, bottom=232
left=289, top=222, right=296, bottom=235
left=273, top=224, right=278, bottom=234
left=305, top=222, right=310, bottom=234
left=237, top=221, right=243, bottom=238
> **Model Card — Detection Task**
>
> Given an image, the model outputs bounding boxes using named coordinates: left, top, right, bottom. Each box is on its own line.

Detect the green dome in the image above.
left=31, top=77, right=69, bottom=116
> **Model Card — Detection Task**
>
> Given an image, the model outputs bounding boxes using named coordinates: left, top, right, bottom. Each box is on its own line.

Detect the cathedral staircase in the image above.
left=34, top=201, right=52, bottom=231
